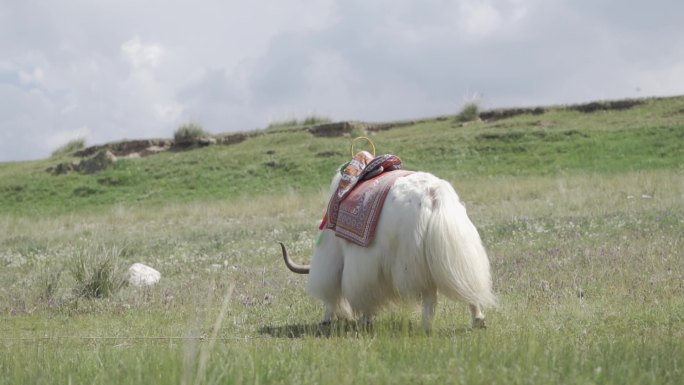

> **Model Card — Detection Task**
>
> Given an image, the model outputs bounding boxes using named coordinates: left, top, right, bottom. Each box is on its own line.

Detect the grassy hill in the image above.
left=1, top=96, right=683, bottom=216
left=1, top=96, right=683, bottom=384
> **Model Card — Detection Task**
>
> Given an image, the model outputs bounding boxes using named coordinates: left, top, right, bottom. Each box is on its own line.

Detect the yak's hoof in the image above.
left=472, top=317, right=487, bottom=329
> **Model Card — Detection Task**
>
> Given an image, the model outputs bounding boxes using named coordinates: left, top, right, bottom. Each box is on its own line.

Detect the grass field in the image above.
left=1, top=97, right=683, bottom=384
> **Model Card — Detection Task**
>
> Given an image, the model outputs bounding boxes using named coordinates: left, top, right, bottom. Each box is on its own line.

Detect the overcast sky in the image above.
left=1, top=0, right=683, bottom=162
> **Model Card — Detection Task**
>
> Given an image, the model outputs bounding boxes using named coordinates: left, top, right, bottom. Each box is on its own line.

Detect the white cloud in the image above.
left=121, top=36, right=164, bottom=69
left=459, top=1, right=503, bottom=37
left=119, top=36, right=184, bottom=127
left=18, top=67, right=45, bottom=85
left=154, top=102, right=183, bottom=121
left=0, top=0, right=683, bottom=162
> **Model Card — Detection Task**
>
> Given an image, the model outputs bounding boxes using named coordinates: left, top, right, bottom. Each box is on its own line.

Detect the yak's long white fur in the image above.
left=307, top=171, right=495, bottom=330
left=424, top=176, right=497, bottom=308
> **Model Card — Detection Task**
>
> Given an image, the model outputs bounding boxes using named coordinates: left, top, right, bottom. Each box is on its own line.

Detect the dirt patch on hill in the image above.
left=479, top=107, right=547, bottom=121
left=74, top=139, right=173, bottom=158
left=48, top=134, right=254, bottom=175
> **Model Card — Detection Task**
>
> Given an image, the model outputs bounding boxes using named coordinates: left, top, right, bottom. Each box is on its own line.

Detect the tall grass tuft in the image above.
left=267, top=115, right=332, bottom=130
left=51, top=138, right=86, bottom=158
left=267, top=118, right=299, bottom=130
left=69, top=245, right=126, bottom=299
left=456, top=101, right=481, bottom=123
left=174, top=122, right=208, bottom=142
left=302, top=115, right=332, bottom=126
left=37, top=268, right=62, bottom=304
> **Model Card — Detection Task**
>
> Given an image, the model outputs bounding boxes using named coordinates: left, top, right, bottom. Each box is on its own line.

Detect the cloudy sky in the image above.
left=1, top=0, right=683, bottom=162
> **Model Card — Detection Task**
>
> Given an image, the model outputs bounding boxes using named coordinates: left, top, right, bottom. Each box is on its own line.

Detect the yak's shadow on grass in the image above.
left=259, top=320, right=472, bottom=338
left=259, top=321, right=361, bottom=338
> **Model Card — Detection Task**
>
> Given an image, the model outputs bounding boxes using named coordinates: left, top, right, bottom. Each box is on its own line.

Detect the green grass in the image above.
left=1, top=96, right=683, bottom=384
left=1, top=96, right=682, bottom=217
left=1, top=173, right=682, bottom=384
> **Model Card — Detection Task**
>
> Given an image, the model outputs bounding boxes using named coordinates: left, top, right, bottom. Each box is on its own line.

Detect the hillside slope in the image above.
left=1, top=96, right=683, bottom=216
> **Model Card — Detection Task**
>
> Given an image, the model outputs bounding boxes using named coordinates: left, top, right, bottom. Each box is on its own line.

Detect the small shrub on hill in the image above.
left=302, top=115, right=332, bottom=126
left=267, top=118, right=299, bottom=130
left=456, top=101, right=481, bottom=123
left=51, top=138, right=86, bottom=158
left=174, top=122, right=208, bottom=142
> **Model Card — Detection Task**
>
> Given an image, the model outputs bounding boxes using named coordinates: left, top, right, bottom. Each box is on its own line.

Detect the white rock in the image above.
left=128, top=263, right=161, bottom=287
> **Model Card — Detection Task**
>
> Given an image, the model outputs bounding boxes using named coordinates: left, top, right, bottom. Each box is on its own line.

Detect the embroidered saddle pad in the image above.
left=324, top=152, right=412, bottom=247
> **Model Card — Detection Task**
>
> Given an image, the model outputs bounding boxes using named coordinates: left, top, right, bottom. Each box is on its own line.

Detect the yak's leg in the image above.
left=322, top=304, right=335, bottom=324
left=469, top=304, right=486, bottom=329
left=308, top=232, right=346, bottom=325
left=360, top=313, right=375, bottom=330
left=421, top=290, right=437, bottom=333
left=322, top=297, right=353, bottom=324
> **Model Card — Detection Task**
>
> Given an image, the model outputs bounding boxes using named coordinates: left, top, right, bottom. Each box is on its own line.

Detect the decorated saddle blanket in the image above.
left=322, top=151, right=413, bottom=247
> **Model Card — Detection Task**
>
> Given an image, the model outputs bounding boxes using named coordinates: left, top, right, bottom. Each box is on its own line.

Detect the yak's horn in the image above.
left=278, top=242, right=310, bottom=274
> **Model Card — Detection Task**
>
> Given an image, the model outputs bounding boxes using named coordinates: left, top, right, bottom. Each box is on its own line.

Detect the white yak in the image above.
left=279, top=170, right=496, bottom=331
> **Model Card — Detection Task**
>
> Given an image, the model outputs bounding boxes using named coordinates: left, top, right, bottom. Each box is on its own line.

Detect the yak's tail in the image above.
left=424, top=180, right=497, bottom=309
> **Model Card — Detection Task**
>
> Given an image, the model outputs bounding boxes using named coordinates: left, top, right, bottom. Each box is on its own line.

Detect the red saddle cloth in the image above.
left=324, top=154, right=413, bottom=246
